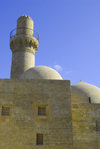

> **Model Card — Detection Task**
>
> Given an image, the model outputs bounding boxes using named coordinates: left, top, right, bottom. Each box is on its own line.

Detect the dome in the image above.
left=71, top=81, right=100, bottom=103
left=20, top=66, right=63, bottom=80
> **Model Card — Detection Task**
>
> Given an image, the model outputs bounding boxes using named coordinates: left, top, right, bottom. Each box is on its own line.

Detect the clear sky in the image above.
left=0, top=0, right=100, bottom=87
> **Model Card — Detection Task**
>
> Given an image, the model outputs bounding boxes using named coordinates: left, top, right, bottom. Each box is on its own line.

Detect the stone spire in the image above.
left=10, top=15, right=39, bottom=79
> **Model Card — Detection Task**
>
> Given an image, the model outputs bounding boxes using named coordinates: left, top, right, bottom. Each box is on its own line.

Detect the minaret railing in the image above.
left=10, top=28, right=39, bottom=41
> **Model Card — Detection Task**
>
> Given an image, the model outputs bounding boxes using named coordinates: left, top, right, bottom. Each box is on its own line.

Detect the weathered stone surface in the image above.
left=0, top=79, right=73, bottom=149
left=72, top=103, right=100, bottom=149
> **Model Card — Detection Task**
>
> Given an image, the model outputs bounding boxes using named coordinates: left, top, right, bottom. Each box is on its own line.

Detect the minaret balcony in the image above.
left=10, top=27, right=39, bottom=41
left=10, top=28, right=39, bottom=51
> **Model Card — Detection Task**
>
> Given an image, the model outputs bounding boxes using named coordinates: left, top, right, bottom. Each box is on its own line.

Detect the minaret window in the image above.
left=36, top=134, right=43, bottom=145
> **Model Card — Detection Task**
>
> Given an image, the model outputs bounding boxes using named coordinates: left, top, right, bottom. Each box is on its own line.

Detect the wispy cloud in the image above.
left=53, top=64, right=63, bottom=72
left=64, top=70, right=72, bottom=75
left=52, top=64, right=72, bottom=77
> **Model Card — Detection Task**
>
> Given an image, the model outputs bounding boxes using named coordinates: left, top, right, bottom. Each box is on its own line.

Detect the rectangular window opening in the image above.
left=96, top=120, right=100, bottom=131
left=89, top=97, right=91, bottom=104
left=36, top=134, right=43, bottom=145
left=1, top=106, right=10, bottom=116
left=38, top=107, right=46, bottom=116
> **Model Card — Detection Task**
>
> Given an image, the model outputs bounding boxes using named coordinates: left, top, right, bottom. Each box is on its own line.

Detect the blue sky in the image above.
left=0, top=0, right=100, bottom=87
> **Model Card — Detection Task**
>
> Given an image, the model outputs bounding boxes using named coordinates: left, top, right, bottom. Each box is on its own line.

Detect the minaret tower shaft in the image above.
left=10, top=15, right=38, bottom=79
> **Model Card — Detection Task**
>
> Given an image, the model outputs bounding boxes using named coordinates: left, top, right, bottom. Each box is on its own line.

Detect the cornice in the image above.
left=10, top=36, right=38, bottom=52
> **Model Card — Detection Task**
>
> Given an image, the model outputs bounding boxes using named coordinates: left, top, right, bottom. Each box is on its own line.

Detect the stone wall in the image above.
left=72, top=103, right=100, bottom=149
left=0, top=79, right=72, bottom=149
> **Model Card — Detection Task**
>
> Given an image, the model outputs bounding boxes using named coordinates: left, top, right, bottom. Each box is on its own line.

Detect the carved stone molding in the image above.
left=10, top=36, right=38, bottom=52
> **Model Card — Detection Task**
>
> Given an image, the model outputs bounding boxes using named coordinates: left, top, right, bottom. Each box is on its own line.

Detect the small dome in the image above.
left=71, top=81, right=100, bottom=103
left=20, top=66, right=63, bottom=80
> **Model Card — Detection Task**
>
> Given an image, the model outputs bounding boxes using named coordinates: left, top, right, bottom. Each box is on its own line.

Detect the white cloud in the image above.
left=51, top=64, right=72, bottom=79
left=53, top=65, right=63, bottom=72
left=64, top=70, right=72, bottom=75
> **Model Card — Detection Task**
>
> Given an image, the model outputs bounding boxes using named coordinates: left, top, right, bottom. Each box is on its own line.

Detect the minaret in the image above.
left=10, top=15, right=39, bottom=79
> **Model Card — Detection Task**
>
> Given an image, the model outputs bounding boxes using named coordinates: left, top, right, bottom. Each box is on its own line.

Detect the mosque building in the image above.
left=0, top=15, right=100, bottom=149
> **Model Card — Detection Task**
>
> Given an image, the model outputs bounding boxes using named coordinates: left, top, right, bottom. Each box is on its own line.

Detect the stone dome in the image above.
left=71, top=81, right=100, bottom=103
left=20, top=65, right=63, bottom=80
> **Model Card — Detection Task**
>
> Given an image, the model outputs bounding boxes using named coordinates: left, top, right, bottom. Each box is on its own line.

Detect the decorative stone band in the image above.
left=10, top=36, right=38, bottom=53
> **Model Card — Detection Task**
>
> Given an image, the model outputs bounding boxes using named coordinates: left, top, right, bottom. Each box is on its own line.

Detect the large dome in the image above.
left=71, top=81, right=100, bottom=103
left=20, top=66, right=63, bottom=80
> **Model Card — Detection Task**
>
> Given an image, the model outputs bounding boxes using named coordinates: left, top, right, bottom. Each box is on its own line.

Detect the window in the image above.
left=1, top=106, right=10, bottom=116
left=36, top=134, right=43, bottom=145
left=89, top=97, right=91, bottom=104
left=96, top=120, right=100, bottom=131
left=38, top=107, right=46, bottom=116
